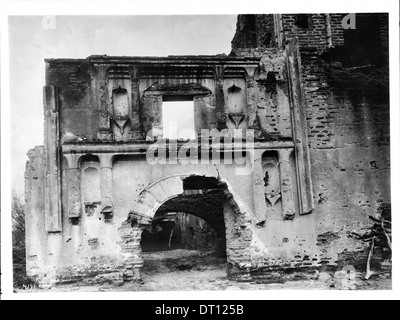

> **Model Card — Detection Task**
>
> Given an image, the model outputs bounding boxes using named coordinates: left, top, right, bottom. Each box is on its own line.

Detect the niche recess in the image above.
left=81, top=156, right=101, bottom=217
left=227, top=83, right=247, bottom=130
left=108, top=67, right=132, bottom=142
left=262, top=151, right=281, bottom=208
left=112, top=87, right=130, bottom=139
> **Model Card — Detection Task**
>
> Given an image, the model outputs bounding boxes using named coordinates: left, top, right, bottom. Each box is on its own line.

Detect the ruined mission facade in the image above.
left=25, top=14, right=390, bottom=287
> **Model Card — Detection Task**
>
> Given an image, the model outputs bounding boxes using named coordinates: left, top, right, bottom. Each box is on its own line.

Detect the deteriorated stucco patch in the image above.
left=317, top=232, right=341, bottom=246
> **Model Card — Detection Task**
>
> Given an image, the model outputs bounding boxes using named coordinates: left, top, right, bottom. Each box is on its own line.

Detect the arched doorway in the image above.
left=140, top=194, right=227, bottom=253
left=119, top=174, right=268, bottom=284
left=139, top=184, right=228, bottom=282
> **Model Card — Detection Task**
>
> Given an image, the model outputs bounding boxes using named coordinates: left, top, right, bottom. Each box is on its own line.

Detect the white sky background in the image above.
left=8, top=15, right=237, bottom=194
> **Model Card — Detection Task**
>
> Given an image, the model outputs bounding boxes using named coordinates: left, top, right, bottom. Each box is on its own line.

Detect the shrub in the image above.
left=12, top=192, right=36, bottom=288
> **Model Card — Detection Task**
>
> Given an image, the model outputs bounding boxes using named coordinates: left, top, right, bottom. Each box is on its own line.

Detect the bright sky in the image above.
left=8, top=15, right=237, bottom=193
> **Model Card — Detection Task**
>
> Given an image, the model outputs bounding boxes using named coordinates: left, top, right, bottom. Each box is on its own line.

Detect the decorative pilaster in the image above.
left=325, top=14, right=333, bottom=48
left=273, top=14, right=284, bottom=49
left=95, top=64, right=112, bottom=141
left=252, top=149, right=268, bottom=222
left=278, top=149, right=296, bottom=220
left=99, top=154, right=114, bottom=219
left=43, top=85, right=62, bottom=232
left=142, top=94, right=163, bottom=141
left=214, top=65, right=227, bottom=131
left=129, top=66, right=142, bottom=140
left=286, top=40, right=314, bottom=215
left=64, top=154, right=82, bottom=224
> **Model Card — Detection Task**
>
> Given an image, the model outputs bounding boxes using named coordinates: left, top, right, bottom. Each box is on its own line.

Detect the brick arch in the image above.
left=128, top=175, right=232, bottom=230
left=129, top=174, right=189, bottom=225
left=156, top=193, right=226, bottom=235
left=120, top=174, right=270, bottom=283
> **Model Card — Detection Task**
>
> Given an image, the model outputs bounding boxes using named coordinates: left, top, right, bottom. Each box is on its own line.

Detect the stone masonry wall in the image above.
left=231, top=14, right=390, bottom=277
left=281, top=14, right=345, bottom=51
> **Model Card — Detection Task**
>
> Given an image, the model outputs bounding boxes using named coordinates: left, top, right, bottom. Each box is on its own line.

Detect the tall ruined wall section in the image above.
left=296, top=13, right=390, bottom=269
left=25, top=147, right=47, bottom=279
left=232, top=13, right=390, bottom=273
left=280, top=13, right=390, bottom=225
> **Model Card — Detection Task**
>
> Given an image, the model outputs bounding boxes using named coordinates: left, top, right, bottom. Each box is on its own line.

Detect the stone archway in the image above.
left=157, top=195, right=226, bottom=236
left=130, top=175, right=188, bottom=225
left=119, top=174, right=269, bottom=283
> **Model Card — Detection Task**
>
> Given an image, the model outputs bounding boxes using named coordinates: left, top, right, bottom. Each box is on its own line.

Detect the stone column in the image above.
left=278, top=149, right=296, bottom=220
left=99, top=154, right=114, bottom=218
left=64, top=154, right=82, bottom=223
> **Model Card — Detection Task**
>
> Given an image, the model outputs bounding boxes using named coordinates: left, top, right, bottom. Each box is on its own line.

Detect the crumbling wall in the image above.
left=281, top=14, right=345, bottom=51
left=298, top=13, right=390, bottom=266
left=25, top=146, right=47, bottom=283
left=46, top=59, right=100, bottom=142
left=231, top=15, right=258, bottom=49
left=230, top=14, right=390, bottom=275
left=26, top=151, right=262, bottom=286
left=44, top=53, right=299, bottom=148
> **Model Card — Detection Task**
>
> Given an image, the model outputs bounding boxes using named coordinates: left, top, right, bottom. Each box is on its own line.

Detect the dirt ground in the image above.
left=15, top=249, right=392, bottom=293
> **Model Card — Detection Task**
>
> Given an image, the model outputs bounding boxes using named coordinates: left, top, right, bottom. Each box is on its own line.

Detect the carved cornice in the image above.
left=89, top=55, right=260, bottom=66
left=62, top=141, right=295, bottom=155
left=143, top=83, right=212, bottom=97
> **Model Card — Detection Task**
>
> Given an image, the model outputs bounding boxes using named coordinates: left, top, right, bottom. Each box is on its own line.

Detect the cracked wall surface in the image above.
left=231, top=13, right=390, bottom=276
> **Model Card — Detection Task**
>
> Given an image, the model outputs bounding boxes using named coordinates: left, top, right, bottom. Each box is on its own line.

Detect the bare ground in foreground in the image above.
left=15, top=250, right=392, bottom=293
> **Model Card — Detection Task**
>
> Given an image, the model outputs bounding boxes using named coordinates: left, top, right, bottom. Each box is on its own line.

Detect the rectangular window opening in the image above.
left=162, top=100, right=196, bottom=140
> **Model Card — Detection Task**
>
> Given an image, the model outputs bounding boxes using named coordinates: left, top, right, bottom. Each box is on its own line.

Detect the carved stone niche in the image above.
left=79, top=155, right=101, bottom=220
left=262, top=149, right=296, bottom=221
left=262, top=151, right=281, bottom=208
left=111, top=87, right=130, bottom=140
left=81, top=156, right=101, bottom=218
left=108, top=67, right=132, bottom=142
